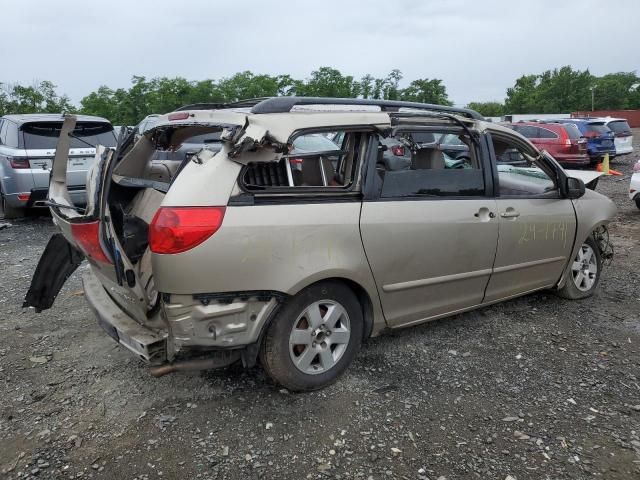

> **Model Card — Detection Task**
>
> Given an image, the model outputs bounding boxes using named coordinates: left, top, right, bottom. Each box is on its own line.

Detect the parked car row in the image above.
left=505, top=117, right=633, bottom=168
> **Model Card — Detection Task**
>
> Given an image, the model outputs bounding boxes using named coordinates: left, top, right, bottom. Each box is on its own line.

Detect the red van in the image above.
left=507, top=122, right=589, bottom=167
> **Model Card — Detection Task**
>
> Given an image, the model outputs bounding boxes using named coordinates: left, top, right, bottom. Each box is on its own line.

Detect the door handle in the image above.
left=474, top=208, right=495, bottom=221
left=500, top=209, right=520, bottom=219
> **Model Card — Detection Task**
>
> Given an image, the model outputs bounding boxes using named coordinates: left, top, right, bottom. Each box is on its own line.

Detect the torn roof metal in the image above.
left=148, top=110, right=392, bottom=145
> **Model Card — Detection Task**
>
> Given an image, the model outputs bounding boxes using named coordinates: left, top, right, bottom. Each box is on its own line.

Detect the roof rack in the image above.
left=174, top=98, right=269, bottom=112
left=249, top=97, right=484, bottom=119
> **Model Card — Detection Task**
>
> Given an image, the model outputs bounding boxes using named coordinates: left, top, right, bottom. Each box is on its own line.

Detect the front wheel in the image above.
left=556, top=236, right=602, bottom=300
left=259, top=281, right=363, bottom=391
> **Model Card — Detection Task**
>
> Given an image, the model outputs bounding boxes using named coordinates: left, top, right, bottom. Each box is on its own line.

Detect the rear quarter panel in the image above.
left=152, top=150, right=384, bottom=331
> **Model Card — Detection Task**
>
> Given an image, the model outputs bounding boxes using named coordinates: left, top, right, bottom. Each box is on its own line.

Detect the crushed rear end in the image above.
left=24, top=113, right=279, bottom=372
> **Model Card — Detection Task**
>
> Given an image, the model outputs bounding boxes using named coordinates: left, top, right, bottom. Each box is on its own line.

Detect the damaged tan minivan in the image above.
left=25, top=97, right=616, bottom=391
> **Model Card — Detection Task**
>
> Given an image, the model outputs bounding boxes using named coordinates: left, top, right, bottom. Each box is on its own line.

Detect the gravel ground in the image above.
left=1, top=134, right=639, bottom=480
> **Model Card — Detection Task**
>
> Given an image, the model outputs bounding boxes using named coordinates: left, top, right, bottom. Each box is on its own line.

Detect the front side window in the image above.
left=492, top=136, right=557, bottom=197
left=377, top=129, right=485, bottom=198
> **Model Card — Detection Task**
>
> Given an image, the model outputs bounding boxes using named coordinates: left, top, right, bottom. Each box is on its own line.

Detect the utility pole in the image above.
left=590, top=86, right=596, bottom=112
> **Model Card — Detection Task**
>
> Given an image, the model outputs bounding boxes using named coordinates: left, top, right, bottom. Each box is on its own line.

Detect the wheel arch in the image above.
left=288, top=275, right=383, bottom=341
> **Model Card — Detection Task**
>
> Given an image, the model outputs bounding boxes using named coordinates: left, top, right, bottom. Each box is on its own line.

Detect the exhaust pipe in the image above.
left=149, top=352, right=240, bottom=378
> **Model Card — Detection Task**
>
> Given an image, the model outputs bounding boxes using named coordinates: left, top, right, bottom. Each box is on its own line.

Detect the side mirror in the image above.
left=566, top=177, right=586, bottom=199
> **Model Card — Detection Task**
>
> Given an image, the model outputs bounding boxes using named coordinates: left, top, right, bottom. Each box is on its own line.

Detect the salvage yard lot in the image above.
left=1, top=134, right=639, bottom=479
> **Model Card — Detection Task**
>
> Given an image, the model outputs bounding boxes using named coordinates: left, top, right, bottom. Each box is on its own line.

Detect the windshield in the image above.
left=607, top=120, right=631, bottom=135
left=20, top=121, right=116, bottom=149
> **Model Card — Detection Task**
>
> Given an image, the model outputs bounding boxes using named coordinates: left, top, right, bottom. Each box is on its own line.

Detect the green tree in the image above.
left=295, top=67, right=360, bottom=98
left=593, top=72, right=640, bottom=110
left=399, top=78, right=452, bottom=105
left=466, top=101, right=504, bottom=117
left=504, top=74, right=540, bottom=114
left=0, top=80, right=73, bottom=115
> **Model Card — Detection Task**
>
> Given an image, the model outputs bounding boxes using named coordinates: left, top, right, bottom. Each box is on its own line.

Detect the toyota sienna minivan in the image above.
left=25, top=98, right=616, bottom=391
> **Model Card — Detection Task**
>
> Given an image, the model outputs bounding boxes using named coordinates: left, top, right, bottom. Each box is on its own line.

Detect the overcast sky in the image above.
left=2, top=0, right=638, bottom=107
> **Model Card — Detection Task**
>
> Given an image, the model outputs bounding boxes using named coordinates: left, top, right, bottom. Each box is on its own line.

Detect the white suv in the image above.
left=602, top=117, right=633, bottom=156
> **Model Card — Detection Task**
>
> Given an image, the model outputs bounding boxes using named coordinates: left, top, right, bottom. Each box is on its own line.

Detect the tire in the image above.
left=0, top=188, right=24, bottom=220
left=259, top=281, right=363, bottom=392
left=556, top=236, right=602, bottom=300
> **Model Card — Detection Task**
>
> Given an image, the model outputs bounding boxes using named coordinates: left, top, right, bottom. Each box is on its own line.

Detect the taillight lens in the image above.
left=71, top=221, right=112, bottom=264
left=391, top=145, right=405, bottom=156
left=149, top=206, right=226, bottom=254
left=9, top=157, right=30, bottom=169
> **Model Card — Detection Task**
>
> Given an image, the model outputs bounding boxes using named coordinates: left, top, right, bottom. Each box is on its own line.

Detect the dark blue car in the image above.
left=552, top=119, right=615, bottom=163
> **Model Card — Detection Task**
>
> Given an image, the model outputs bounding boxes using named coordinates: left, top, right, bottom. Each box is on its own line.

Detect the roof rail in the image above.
left=174, top=97, right=269, bottom=112
left=249, top=97, right=484, bottom=119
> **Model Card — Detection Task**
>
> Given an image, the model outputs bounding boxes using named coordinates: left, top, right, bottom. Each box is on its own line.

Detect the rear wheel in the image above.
left=0, top=188, right=23, bottom=220
left=260, top=281, right=363, bottom=391
left=556, top=236, right=602, bottom=300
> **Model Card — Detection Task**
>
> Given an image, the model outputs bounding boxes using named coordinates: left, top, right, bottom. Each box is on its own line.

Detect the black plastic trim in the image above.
left=250, top=97, right=484, bottom=119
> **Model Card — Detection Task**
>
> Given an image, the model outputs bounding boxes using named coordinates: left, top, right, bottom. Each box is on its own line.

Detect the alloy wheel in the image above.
left=571, top=243, right=598, bottom=292
left=288, top=300, right=351, bottom=375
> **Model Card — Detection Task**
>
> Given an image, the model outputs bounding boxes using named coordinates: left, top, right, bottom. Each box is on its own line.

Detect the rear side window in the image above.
left=377, top=129, right=485, bottom=198
left=562, top=124, right=581, bottom=139
left=0, top=121, right=19, bottom=148
left=242, top=130, right=362, bottom=190
left=607, top=120, right=631, bottom=135
left=585, top=123, right=610, bottom=135
left=512, top=125, right=538, bottom=138
left=20, top=122, right=117, bottom=149
left=537, top=127, right=558, bottom=139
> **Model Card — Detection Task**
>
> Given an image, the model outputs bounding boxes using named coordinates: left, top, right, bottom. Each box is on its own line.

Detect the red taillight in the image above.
left=71, top=221, right=112, bottom=264
left=168, top=112, right=190, bottom=121
left=9, top=157, right=30, bottom=169
left=17, top=193, right=30, bottom=201
left=391, top=145, right=405, bottom=156
left=149, top=206, right=226, bottom=254
left=289, top=158, right=303, bottom=165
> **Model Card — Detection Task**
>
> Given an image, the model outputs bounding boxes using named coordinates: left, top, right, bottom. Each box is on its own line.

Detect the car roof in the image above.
left=513, top=121, right=565, bottom=129
left=1, top=113, right=111, bottom=125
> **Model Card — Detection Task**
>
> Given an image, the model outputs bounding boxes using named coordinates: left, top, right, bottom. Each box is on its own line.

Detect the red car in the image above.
left=507, top=122, right=589, bottom=167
